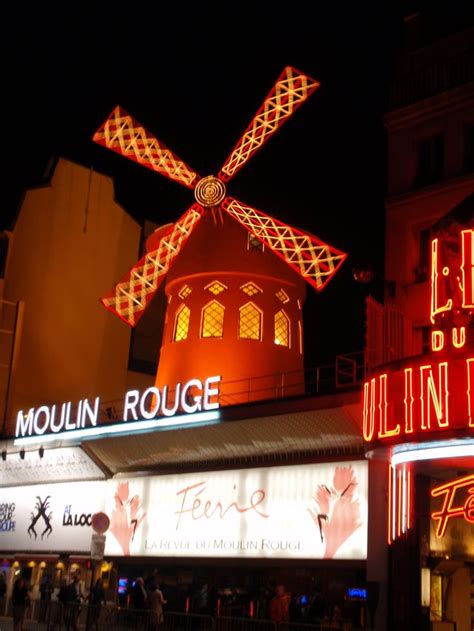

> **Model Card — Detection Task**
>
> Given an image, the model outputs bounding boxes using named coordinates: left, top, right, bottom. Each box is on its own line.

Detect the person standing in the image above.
left=12, top=578, right=30, bottom=631
left=269, top=585, right=290, bottom=624
left=89, top=579, right=106, bottom=631
left=39, top=573, right=53, bottom=622
left=148, top=582, right=167, bottom=630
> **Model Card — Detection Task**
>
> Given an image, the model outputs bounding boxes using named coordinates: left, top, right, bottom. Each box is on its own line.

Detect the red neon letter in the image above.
left=420, top=362, right=450, bottom=430
left=431, top=475, right=474, bottom=537
left=430, top=238, right=453, bottom=324
left=404, top=368, right=414, bottom=434
left=363, top=380, right=375, bottom=442
left=431, top=330, right=444, bottom=352
left=378, top=374, right=399, bottom=438
left=468, top=358, right=474, bottom=428
left=461, top=229, right=474, bottom=309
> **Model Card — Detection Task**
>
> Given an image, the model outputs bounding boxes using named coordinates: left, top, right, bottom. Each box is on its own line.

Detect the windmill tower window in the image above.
left=274, top=310, right=290, bottom=347
left=173, top=304, right=190, bottom=342
left=247, top=233, right=264, bottom=252
left=178, top=285, right=192, bottom=299
left=201, top=300, right=225, bottom=338
left=241, top=282, right=262, bottom=296
left=239, top=302, right=262, bottom=340
left=275, top=288, right=289, bottom=303
left=205, top=281, right=227, bottom=295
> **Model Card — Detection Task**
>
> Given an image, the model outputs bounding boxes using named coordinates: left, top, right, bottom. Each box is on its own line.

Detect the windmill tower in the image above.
left=94, top=67, right=346, bottom=404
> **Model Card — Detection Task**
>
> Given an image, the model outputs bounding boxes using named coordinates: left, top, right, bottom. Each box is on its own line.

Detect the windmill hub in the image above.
left=194, top=175, right=226, bottom=208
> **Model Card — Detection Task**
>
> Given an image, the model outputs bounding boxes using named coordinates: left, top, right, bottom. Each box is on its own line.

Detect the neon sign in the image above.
left=15, top=376, right=221, bottom=440
left=431, top=228, right=474, bottom=325
left=362, top=356, right=473, bottom=442
left=431, top=474, right=474, bottom=537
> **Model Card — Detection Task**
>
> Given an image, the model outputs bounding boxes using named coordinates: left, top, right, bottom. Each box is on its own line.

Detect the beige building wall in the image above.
left=3, top=158, right=142, bottom=433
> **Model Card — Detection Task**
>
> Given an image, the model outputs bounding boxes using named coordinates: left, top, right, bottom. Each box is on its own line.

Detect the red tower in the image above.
left=94, top=67, right=347, bottom=403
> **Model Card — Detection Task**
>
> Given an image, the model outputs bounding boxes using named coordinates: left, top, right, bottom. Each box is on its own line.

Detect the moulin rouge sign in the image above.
left=363, top=228, right=474, bottom=444
left=15, top=376, right=221, bottom=441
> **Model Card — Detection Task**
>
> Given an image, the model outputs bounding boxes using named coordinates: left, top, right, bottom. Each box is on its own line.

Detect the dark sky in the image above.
left=4, top=3, right=411, bottom=365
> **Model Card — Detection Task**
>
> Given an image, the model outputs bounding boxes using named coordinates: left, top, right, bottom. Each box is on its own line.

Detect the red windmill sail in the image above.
left=93, top=66, right=347, bottom=326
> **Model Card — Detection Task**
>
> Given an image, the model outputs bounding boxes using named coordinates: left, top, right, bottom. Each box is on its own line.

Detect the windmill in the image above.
left=94, top=67, right=347, bottom=403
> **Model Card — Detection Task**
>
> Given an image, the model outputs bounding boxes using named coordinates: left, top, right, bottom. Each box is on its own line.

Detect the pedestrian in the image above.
left=12, top=577, right=30, bottom=631
left=148, top=581, right=167, bottom=630
left=131, top=577, right=148, bottom=629
left=269, top=585, right=290, bottom=624
left=89, top=578, right=106, bottom=631
left=64, top=574, right=82, bottom=631
left=39, top=573, right=53, bottom=622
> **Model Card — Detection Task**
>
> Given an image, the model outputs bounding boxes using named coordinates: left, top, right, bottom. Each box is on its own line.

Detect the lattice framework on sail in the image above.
left=102, top=206, right=203, bottom=326
left=93, top=106, right=199, bottom=188
left=219, top=67, right=319, bottom=181
left=223, top=198, right=347, bottom=291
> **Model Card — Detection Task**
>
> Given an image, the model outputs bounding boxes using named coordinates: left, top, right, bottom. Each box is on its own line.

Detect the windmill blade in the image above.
left=93, top=106, right=200, bottom=189
left=222, top=197, right=346, bottom=291
left=218, top=67, right=319, bottom=182
left=102, top=204, right=203, bottom=326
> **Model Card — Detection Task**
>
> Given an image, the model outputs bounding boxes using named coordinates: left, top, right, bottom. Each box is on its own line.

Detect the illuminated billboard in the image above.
left=0, top=481, right=106, bottom=551
left=104, top=461, right=368, bottom=560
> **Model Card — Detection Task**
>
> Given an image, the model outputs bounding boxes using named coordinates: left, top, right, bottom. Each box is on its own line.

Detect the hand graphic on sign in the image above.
left=308, top=466, right=362, bottom=559
left=110, top=482, right=146, bottom=555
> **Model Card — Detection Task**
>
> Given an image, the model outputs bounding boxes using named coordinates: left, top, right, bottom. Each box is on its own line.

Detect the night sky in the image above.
left=3, top=3, right=418, bottom=366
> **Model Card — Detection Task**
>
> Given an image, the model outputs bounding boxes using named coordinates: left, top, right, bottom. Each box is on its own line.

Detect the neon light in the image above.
left=391, top=439, right=474, bottom=466
left=420, top=362, right=449, bottom=430
left=392, top=466, right=397, bottom=543
left=468, top=358, right=474, bottom=427
left=404, top=368, right=414, bottom=434
left=397, top=468, right=402, bottom=538
left=14, top=411, right=221, bottom=446
left=362, top=380, right=375, bottom=442
left=407, top=468, right=411, bottom=530
left=401, top=466, right=406, bottom=534
left=431, top=474, right=474, bottom=537
left=430, top=238, right=453, bottom=324
left=461, top=229, right=474, bottom=309
left=387, top=464, right=393, bottom=545
left=378, top=374, right=400, bottom=438
left=431, top=330, right=444, bottom=352
left=452, top=326, right=466, bottom=349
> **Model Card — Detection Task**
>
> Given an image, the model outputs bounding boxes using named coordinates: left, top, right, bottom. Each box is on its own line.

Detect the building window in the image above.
left=201, top=300, right=224, bottom=338
left=247, top=233, right=264, bottom=252
left=178, top=285, right=192, bottom=299
left=274, top=310, right=290, bottom=347
left=415, top=228, right=431, bottom=283
left=241, top=282, right=262, bottom=296
left=173, top=304, right=190, bottom=342
left=415, top=134, right=444, bottom=188
left=205, top=281, right=227, bottom=295
left=275, top=289, right=289, bottom=304
left=239, top=302, right=262, bottom=340
left=464, top=124, right=474, bottom=172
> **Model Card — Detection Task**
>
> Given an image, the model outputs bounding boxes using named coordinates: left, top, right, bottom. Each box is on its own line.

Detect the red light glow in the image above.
left=431, top=474, right=474, bottom=537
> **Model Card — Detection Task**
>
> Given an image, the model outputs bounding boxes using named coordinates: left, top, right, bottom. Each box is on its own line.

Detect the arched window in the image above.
left=173, top=304, right=190, bottom=342
left=201, top=300, right=224, bottom=338
left=239, top=302, right=262, bottom=340
left=274, top=310, right=290, bottom=347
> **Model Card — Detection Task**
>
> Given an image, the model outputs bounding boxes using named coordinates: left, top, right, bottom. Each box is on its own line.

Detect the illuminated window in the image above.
left=178, top=285, right=192, bottom=299
left=205, top=281, right=227, bottom=295
left=201, top=300, right=224, bottom=338
left=247, top=233, right=264, bottom=252
left=239, top=302, right=262, bottom=340
left=275, top=289, right=289, bottom=303
left=241, top=282, right=262, bottom=296
left=173, top=305, right=190, bottom=342
left=274, top=310, right=290, bottom=347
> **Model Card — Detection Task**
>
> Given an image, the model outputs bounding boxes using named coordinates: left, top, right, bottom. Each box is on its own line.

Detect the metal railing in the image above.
left=0, top=605, right=373, bottom=631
